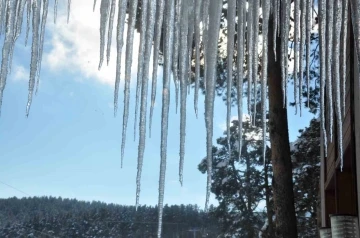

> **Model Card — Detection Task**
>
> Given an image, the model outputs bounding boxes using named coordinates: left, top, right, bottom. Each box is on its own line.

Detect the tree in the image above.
left=291, top=118, right=321, bottom=237
left=198, top=116, right=274, bottom=237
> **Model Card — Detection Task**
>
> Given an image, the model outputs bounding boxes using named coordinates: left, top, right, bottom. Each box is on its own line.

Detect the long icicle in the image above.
left=273, top=0, right=279, bottom=61
left=114, top=0, right=128, bottom=117
left=178, top=0, right=189, bottom=186
left=226, top=0, right=236, bottom=159
left=299, top=0, right=306, bottom=114
left=305, top=0, right=312, bottom=107
left=25, top=0, right=31, bottom=46
left=157, top=1, right=174, bottom=236
left=149, top=0, right=165, bottom=137
left=204, top=0, right=222, bottom=211
left=93, top=0, right=97, bottom=12
left=0, top=0, right=16, bottom=114
left=121, top=0, right=139, bottom=168
left=262, top=0, right=270, bottom=163
left=281, top=0, right=290, bottom=108
left=236, top=0, right=245, bottom=159
left=247, top=1, right=254, bottom=118
left=319, top=0, right=327, bottom=157
left=333, top=0, right=343, bottom=171
left=193, top=0, right=203, bottom=118
left=98, top=0, right=110, bottom=70
left=294, top=0, right=300, bottom=115
left=26, top=0, right=41, bottom=116
left=252, top=0, right=260, bottom=124
left=136, top=0, right=156, bottom=210
left=172, top=0, right=181, bottom=113
left=341, top=0, right=348, bottom=118
left=54, top=0, right=58, bottom=23
left=186, top=0, right=195, bottom=96
left=326, top=0, right=334, bottom=142
left=35, top=0, right=49, bottom=95
left=133, top=0, right=149, bottom=141
left=106, top=0, right=116, bottom=66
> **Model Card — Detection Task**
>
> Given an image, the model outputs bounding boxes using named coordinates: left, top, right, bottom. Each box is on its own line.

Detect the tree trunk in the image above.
left=267, top=18, right=298, bottom=238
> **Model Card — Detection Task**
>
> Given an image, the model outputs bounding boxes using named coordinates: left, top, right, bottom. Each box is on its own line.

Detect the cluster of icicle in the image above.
left=0, top=0, right=356, bottom=237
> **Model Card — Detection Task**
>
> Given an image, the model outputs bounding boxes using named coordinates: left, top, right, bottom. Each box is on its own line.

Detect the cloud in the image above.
left=11, top=65, right=28, bottom=82
left=43, top=1, right=142, bottom=86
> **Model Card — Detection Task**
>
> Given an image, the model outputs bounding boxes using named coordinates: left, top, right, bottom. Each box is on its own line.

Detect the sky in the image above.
left=0, top=1, right=315, bottom=209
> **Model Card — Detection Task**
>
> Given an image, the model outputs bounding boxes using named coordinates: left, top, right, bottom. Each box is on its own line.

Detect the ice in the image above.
left=262, top=0, right=270, bottom=162
left=193, top=0, right=202, bottom=118
left=178, top=0, right=189, bottom=186
left=226, top=0, right=236, bottom=156
left=157, top=1, right=174, bottom=236
left=326, top=0, right=334, bottom=142
left=121, top=0, right=139, bottom=166
left=106, top=0, right=116, bottom=66
left=341, top=0, right=348, bottom=117
left=294, top=0, right=300, bottom=115
left=306, top=0, right=312, bottom=107
left=236, top=0, right=245, bottom=159
left=149, top=0, right=165, bottom=137
left=113, top=0, right=128, bottom=117
left=26, top=0, right=41, bottom=116
left=204, top=0, right=222, bottom=211
left=98, top=0, right=110, bottom=70
left=333, top=0, right=343, bottom=170
left=35, top=0, right=49, bottom=95
left=136, top=0, right=156, bottom=209
left=247, top=1, right=253, bottom=117
left=319, top=0, right=328, bottom=156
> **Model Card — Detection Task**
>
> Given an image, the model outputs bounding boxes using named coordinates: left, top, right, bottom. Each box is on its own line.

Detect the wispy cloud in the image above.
left=11, top=65, right=28, bottom=82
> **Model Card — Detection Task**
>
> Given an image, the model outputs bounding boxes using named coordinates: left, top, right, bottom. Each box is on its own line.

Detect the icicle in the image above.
left=350, top=0, right=360, bottom=67
left=172, top=0, right=181, bottom=113
left=252, top=0, right=259, bottom=124
left=262, top=0, right=270, bottom=163
left=326, top=0, right=334, bottom=143
left=187, top=0, right=195, bottom=96
left=98, top=0, right=110, bottom=70
left=136, top=0, right=156, bottom=210
left=247, top=1, right=254, bottom=117
left=106, top=0, right=116, bottom=66
left=133, top=0, right=148, bottom=141
left=113, top=0, right=128, bottom=118
left=306, top=0, right=312, bottom=108
left=194, top=0, right=203, bottom=118
left=25, top=0, right=31, bottom=46
left=273, top=0, right=279, bottom=61
left=333, top=0, right=343, bottom=170
left=157, top=1, right=174, bottom=236
left=121, top=0, right=139, bottom=168
left=204, top=0, right=222, bottom=211
left=226, top=0, right=236, bottom=157
left=0, top=1, right=16, bottom=114
left=93, top=0, right=97, bottom=12
left=54, top=0, right=58, bottom=23
left=0, top=0, right=4, bottom=35
left=341, top=0, right=348, bottom=118
left=300, top=0, right=306, bottom=114
left=178, top=0, right=189, bottom=186
left=67, top=0, right=71, bottom=23
left=293, top=0, right=300, bottom=115
left=281, top=0, right=290, bottom=108
left=149, top=0, right=165, bottom=137
left=14, top=0, right=26, bottom=40
left=236, top=0, right=245, bottom=159
left=35, top=0, right=49, bottom=95
left=26, top=0, right=41, bottom=116
left=319, top=0, right=327, bottom=157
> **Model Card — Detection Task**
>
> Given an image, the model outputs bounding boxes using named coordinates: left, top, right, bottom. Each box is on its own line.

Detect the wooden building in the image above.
left=319, top=2, right=360, bottom=234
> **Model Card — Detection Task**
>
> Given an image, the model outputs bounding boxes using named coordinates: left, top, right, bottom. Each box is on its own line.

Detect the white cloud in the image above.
left=43, top=1, right=141, bottom=86
left=11, top=65, right=28, bottom=82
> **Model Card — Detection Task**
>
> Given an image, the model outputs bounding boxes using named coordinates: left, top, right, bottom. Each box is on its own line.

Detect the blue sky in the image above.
left=0, top=1, right=315, bottom=208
